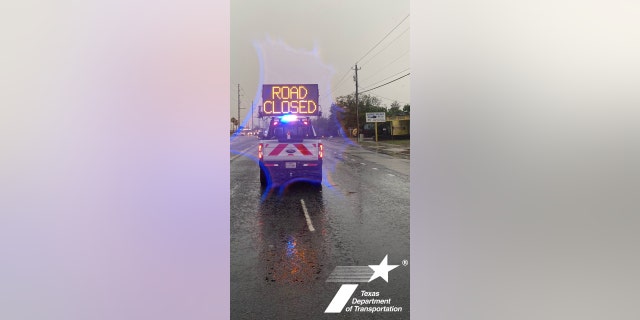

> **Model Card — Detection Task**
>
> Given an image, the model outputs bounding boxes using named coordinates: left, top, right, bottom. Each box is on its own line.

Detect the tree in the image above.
left=402, top=104, right=410, bottom=114
left=334, top=93, right=386, bottom=133
left=388, top=101, right=402, bottom=116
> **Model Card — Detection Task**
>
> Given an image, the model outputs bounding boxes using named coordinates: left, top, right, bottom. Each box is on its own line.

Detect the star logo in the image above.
left=368, top=255, right=399, bottom=282
left=325, top=255, right=405, bottom=313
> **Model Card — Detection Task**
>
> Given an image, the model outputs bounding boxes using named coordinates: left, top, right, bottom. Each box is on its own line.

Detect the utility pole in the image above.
left=251, top=100, right=254, bottom=130
left=236, top=84, right=246, bottom=132
left=352, top=63, right=361, bottom=141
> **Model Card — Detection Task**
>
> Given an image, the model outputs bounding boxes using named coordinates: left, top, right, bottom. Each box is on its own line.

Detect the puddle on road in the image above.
left=256, top=183, right=329, bottom=285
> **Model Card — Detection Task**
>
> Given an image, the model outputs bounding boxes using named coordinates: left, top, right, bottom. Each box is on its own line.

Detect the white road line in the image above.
left=387, top=173, right=395, bottom=177
left=372, top=168, right=378, bottom=170
left=360, top=163, right=366, bottom=165
left=300, top=199, right=315, bottom=232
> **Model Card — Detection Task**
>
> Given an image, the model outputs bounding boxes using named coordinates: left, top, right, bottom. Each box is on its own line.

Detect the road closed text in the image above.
left=262, top=84, right=319, bottom=116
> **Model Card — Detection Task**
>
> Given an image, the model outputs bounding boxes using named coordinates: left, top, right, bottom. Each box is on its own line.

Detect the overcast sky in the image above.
left=231, top=0, right=410, bottom=126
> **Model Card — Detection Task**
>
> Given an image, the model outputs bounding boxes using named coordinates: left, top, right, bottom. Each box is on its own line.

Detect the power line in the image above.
left=359, top=73, right=410, bottom=94
left=357, top=13, right=409, bottom=64
left=324, top=13, right=409, bottom=105
left=325, top=53, right=408, bottom=103
left=321, top=62, right=363, bottom=104
left=360, top=27, right=409, bottom=68
left=322, top=68, right=353, bottom=102
left=361, top=49, right=410, bottom=84
left=361, top=67, right=410, bottom=90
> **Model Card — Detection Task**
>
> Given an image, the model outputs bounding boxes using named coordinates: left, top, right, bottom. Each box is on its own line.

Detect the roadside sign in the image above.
left=366, top=112, right=386, bottom=123
left=366, top=112, right=386, bottom=142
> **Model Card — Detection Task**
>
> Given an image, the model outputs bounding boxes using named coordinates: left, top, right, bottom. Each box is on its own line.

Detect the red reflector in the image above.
left=318, top=143, right=324, bottom=159
left=258, top=143, right=263, bottom=159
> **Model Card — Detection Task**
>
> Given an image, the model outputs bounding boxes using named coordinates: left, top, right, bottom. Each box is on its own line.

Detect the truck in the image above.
left=258, top=84, right=323, bottom=187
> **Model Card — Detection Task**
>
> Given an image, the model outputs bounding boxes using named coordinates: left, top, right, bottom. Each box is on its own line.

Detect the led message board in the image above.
left=261, top=84, right=319, bottom=116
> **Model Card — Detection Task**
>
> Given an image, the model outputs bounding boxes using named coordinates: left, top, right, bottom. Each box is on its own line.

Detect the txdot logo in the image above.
left=324, top=255, right=402, bottom=314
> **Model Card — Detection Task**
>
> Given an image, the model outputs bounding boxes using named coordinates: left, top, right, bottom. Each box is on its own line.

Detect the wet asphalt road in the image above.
left=230, top=136, right=410, bottom=319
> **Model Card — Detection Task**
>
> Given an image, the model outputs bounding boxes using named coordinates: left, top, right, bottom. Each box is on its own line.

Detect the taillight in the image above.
left=318, top=143, right=323, bottom=159
left=258, top=143, right=263, bottom=160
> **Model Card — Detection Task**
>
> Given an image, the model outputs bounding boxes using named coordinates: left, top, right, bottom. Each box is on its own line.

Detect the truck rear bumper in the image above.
left=260, top=160, right=322, bottom=186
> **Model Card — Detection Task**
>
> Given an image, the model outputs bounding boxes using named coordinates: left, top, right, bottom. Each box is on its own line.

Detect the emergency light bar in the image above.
left=280, top=114, right=298, bottom=122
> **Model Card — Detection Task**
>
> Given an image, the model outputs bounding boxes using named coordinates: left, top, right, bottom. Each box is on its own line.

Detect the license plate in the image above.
left=285, top=162, right=296, bottom=168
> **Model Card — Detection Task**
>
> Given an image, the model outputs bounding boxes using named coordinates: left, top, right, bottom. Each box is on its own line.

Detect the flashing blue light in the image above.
left=280, top=114, right=298, bottom=123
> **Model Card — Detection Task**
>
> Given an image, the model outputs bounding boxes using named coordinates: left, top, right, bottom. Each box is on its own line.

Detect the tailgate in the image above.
left=262, top=142, right=319, bottom=161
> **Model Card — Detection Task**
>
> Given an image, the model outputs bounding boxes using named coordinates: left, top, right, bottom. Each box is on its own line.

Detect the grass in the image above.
left=375, top=139, right=410, bottom=146
left=349, top=137, right=410, bottom=147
